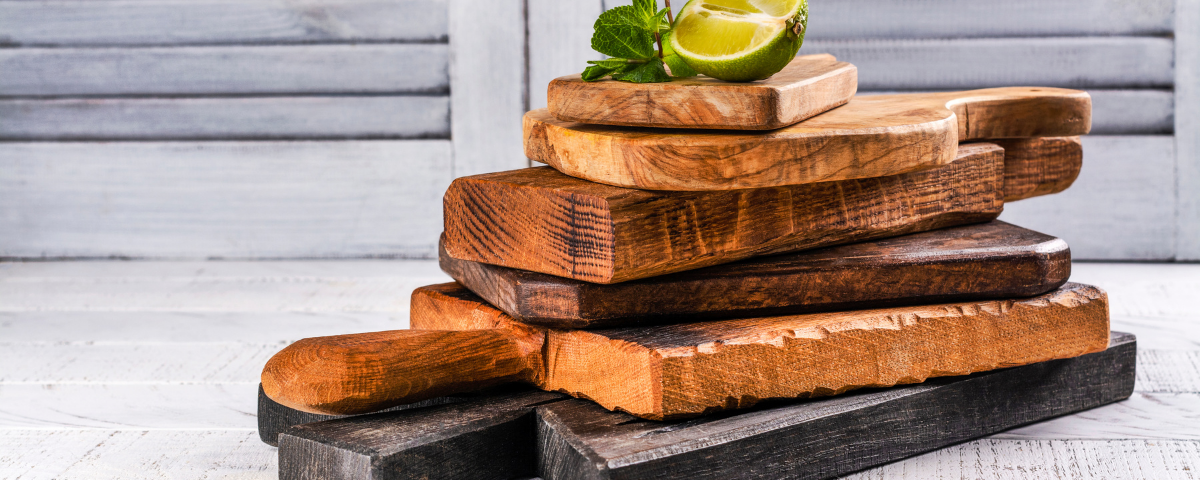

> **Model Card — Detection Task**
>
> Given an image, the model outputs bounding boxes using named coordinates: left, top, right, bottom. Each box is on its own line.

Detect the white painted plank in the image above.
left=0, top=96, right=449, bottom=140
left=0, top=0, right=447, bottom=46
left=1069, top=263, right=1200, bottom=320
left=0, top=344, right=272, bottom=384
left=0, top=430, right=275, bottom=480
left=863, top=89, right=1175, bottom=135
left=0, top=141, right=452, bottom=259
left=844, top=440, right=1200, bottom=479
left=0, top=44, right=447, bottom=96
left=0, top=260, right=448, bottom=311
left=1138, top=351, right=1200, bottom=393
left=0, top=384, right=258, bottom=430
left=807, top=0, right=1174, bottom=39
left=803, top=37, right=1174, bottom=90
left=0, top=312, right=413, bottom=343
left=1178, top=0, right=1200, bottom=261
left=1000, top=136, right=1176, bottom=260
left=527, top=0, right=604, bottom=110
left=449, top=0, right=529, bottom=177
left=993, top=393, right=1200, bottom=440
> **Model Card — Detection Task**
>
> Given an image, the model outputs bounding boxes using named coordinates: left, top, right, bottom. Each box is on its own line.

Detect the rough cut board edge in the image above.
left=438, top=221, right=1071, bottom=328
left=546, top=54, right=858, bottom=130
left=267, top=333, right=1133, bottom=480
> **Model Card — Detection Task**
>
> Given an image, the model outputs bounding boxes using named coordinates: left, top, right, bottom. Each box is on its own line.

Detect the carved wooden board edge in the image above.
left=546, top=54, right=858, bottom=130
left=268, top=333, right=1133, bottom=480
left=439, top=221, right=1071, bottom=328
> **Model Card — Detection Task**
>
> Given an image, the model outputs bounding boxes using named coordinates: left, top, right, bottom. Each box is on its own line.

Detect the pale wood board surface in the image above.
left=0, top=0, right=447, bottom=46
left=999, top=136, right=1177, bottom=260
left=0, top=96, right=450, bottom=140
left=0, top=44, right=448, bottom=96
left=1178, top=0, right=1200, bottom=260
left=0, top=141, right=452, bottom=259
left=1, top=260, right=1196, bottom=478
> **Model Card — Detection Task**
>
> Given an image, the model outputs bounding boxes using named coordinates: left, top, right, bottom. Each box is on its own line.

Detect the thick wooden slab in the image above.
left=441, top=221, right=1071, bottom=328
left=444, top=143, right=1004, bottom=284
left=547, top=54, right=858, bottom=130
left=996, top=136, right=1084, bottom=201
left=261, top=281, right=1110, bottom=420
left=269, top=333, right=1135, bottom=480
left=524, top=87, right=1091, bottom=190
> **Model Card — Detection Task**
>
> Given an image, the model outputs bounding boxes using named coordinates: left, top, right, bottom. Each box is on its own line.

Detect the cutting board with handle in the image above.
left=446, top=137, right=1080, bottom=284
left=440, top=220, right=1070, bottom=328
left=525, top=87, right=1090, bottom=190
left=547, top=54, right=858, bottom=130
left=261, top=282, right=1110, bottom=420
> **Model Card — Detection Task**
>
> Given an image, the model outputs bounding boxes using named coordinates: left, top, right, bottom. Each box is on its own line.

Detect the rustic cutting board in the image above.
left=261, top=281, right=1110, bottom=420
left=267, top=333, right=1134, bottom=480
left=995, top=136, right=1084, bottom=201
left=440, top=220, right=1070, bottom=328
left=547, top=54, right=858, bottom=130
left=525, top=87, right=1091, bottom=190
left=445, top=142, right=1005, bottom=284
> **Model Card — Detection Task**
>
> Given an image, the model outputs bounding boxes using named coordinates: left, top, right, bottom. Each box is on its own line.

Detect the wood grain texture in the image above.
left=0, top=45, right=447, bottom=96
left=999, top=135, right=1177, bottom=260
left=448, top=0, right=528, bottom=177
left=0, top=141, right=451, bottom=259
left=0, top=96, right=449, bottom=140
left=1178, top=0, right=1200, bottom=260
left=259, top=384, right=473, bottom=446
left=994, top=136, right=1083, bottom=201
left=524, top=88, right=1089, bottom=191
left=0, top=0, right=448, bottom=47
left=802, top=37, right=1174, bottom=90
left=546, top=54, right=858, bottom=130
left=265, top=281, right=1110, bottom=419
left=440, top=221, right=1070, bottom=328
left=0, top=384, right=260, bottom=429
left=278, top=390, right=566, bottom=480
left=265, top=334, right=1133, bottom=480
left=445, top=144, right=1004, bottom=283
left=536, top=333, right=1134, bottom=480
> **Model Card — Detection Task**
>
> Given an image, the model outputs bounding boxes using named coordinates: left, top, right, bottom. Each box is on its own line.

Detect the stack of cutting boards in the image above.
left=259, top=55, right=1135, bottom=480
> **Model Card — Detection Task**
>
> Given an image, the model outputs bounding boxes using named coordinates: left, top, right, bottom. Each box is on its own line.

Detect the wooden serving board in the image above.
left=440, top=220, right=1070, bottom=328
left=268, top=333, right=1135, bottom=480
left=547, top=54, right=858, bottom=130
left=261, top=282, right=1111, bottom=420
left=525, top=87, right=1091, bottom=190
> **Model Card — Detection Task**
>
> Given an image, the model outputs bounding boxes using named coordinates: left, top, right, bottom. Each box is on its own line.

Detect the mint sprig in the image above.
left=583, top=0, right=695, bottom=83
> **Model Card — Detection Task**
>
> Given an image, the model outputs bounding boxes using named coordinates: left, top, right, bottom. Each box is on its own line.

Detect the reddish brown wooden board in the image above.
left=526, top=87, right=1091, bottom=190
left=547, top=54, right=858, bottom=130
left=995, top=136, right=1084, bottom=201
left=440, top=221, right=1070, bottom=328
left=444, top=143, right=1004, bottom=284
left=261, top=282, right=1111, bottom=420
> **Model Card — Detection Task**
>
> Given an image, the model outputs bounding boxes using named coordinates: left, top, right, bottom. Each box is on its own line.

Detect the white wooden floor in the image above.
left=1, top=261, right=1197, bottom=479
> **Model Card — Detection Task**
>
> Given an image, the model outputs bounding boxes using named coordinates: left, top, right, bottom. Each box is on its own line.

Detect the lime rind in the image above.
left=669, top=0, right=807, bottom=81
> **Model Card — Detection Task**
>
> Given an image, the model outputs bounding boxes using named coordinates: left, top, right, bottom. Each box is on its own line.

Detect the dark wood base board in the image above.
left=263, top=332, right=1135, bottom=480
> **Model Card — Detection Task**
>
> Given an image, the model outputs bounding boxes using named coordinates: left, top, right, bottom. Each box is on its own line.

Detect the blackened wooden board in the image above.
left=440, top=221, right=1071, bottom=328
left=268, top=332, right=1135, bottom=480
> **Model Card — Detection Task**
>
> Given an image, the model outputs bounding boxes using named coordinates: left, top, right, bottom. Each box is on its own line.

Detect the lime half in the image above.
left=669, top=0, right=807, bottom=81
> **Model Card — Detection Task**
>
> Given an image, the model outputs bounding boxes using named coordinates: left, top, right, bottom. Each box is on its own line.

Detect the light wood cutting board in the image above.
left=525, top=87, right=1091, bottom=190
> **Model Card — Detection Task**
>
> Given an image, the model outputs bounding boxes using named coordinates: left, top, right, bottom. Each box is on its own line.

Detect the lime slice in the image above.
left=669, top=0, right=807, bottom=81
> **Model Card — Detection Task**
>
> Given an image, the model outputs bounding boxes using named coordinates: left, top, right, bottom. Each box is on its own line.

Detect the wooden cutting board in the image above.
left=525, top=87, right=1091, bottom=190
left=447, top=137, right=1089, bottom=284
left=261, top=282, right=1111, bottom=420
left=440, top=220, right=1070, bottom=328
left=547, top=54, right=858, bottom=130
left=269, top=333, right=1134, bottom=480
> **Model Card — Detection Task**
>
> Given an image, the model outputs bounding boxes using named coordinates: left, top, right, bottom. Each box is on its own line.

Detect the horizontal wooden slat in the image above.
left=0, top=0, right=447, bottom=47
left=0, top=344, right=270, bottom=384
left=803, top=37, right=1174, bottom=90
left=999, top=136, right=1176, bottom=260
left=0, top=312, right=414, bottom=342
left=0, top=384, right=259, bottom=429
left=0, top=141, right=451, bottom=259
left=0, top=44, right=447, bottom=96
left=0, top=96, right=449, bottom=140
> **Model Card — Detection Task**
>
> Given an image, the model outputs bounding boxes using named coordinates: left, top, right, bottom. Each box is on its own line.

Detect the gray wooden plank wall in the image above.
left=1, top=0, right=1195, bottom=260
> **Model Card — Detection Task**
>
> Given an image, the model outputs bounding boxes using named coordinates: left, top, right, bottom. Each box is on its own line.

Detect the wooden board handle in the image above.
left=939, top=87, right=1092, bottom=140
left=261, top=329, right=542, bottom=415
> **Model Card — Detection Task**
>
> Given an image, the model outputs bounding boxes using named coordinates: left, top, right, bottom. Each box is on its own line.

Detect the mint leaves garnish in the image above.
left=583, top=0, right=696, bottom=83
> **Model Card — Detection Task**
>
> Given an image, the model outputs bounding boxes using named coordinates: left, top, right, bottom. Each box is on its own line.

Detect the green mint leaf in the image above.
left=592, top=6, right=656, bottom=59
left=633, top=0, right=658, bottom=22
left=587, top=59, right=632, bottom=68
left=654, top=8, right=672, bottom=32
left=582, top=65, right=617, bottom=81
left=611, top=57, right=671, bottom=83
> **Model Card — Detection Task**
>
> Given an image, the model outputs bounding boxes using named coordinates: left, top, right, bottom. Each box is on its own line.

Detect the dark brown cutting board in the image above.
left=547, top=54, right=858, bottom=130
left=526, top=87, right=1091, bottom=190
left=261, top=282, right=1111, bottom=420
left=440, top=221, right=1070, bottom=328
